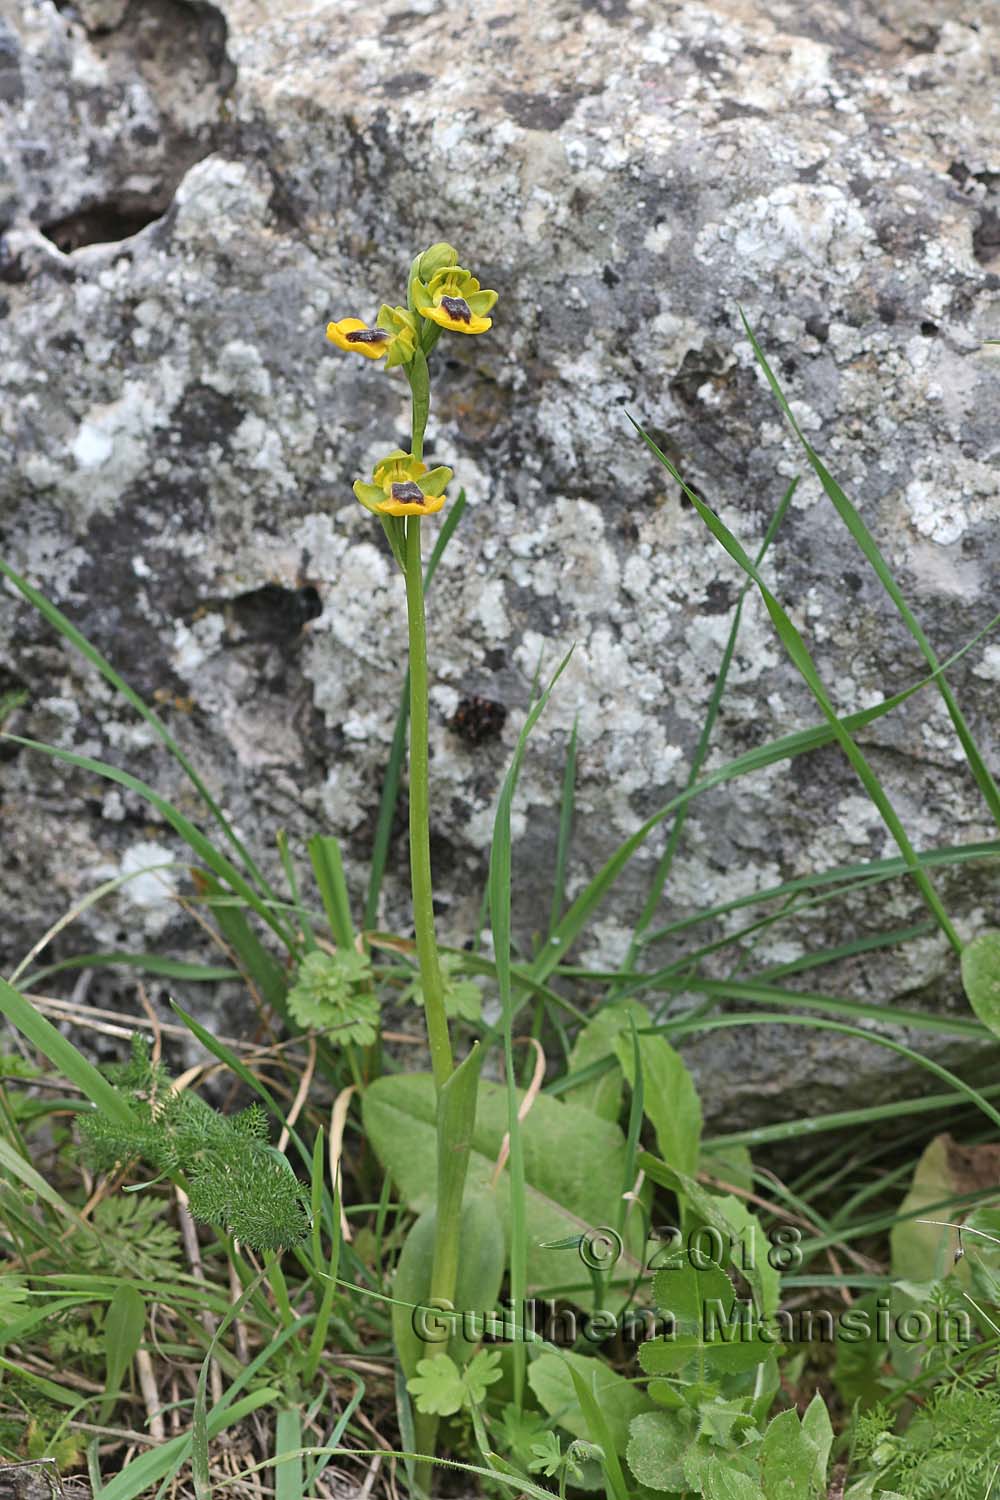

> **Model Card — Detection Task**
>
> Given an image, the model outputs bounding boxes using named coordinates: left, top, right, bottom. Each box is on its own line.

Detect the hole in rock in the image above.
left=973, top=205, right=1000, bottom=267
left=223, top=584, right=323, bottom=647
left=37, top=0, right=235, bottom=254
left=41, top=199, right=166, bottom=253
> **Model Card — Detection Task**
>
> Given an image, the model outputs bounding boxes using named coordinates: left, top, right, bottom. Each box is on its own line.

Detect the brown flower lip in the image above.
left=439, top=295, right=472, bottom=324
left=391, top=480, right=428, bottom=505
left=345, top=327, right=392, bottom=345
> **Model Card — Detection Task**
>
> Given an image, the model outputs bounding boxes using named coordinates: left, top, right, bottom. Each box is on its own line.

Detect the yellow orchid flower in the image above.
left=411, top=266, right=497, bottom=335
left=326, top=305, right=418, bottom=366
left=353, top=450, right=454, bottom=517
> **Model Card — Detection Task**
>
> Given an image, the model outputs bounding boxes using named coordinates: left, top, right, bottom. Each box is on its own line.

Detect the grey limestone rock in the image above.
left=1, top=0, right=999, bottom=1125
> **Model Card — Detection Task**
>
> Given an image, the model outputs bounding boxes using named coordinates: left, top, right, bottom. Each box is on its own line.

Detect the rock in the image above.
left=1, top=0, right=999, bottom=1126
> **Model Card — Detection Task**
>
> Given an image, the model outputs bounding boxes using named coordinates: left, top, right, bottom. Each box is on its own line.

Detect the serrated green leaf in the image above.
left=626, top=1410, right=694, bottom=1493
left=641, top=1262, right=771, bottom=1377
left=463, top=1349, right=503, bottom=1404
left=639, top=1153, right=777, bottom=1316
left=760, top=1406, right=826, bottom=1499
left=408, top=1354, right=466, bottom=1416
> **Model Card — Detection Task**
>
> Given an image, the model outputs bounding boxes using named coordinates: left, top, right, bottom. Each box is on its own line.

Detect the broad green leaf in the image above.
left=760, top=1406, right=826, bottom=1499
left=565, top=1002, right=647, bottom=1123
left=702, top=1458, right=765, bottom=1498
left=615, top=1031, right=701, bottom=1177
left=961, top=930, right=1000, bottom=1033
left=101, top=1284, right=145, bottom=1424
left=890, top=1134, right=960, bottom=1281
left=641, top=1263, right=770, bottom=1377
left=800, top=1394, right=833, bottom=1489
left=392, top=1195, right=505, bottom=1378
left=711, top=1195, right=781, bottom=1320
left=528, top=1350, right=654, bottom=1456
left=639, top=1153, right=778, bottom=1317
left=626, top=1410, right=694, bottom=1493
left=362, top=1073, right=646, bottom=1299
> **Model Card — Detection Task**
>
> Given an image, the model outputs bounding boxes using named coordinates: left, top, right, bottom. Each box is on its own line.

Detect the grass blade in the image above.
left=740, top=310, right=1000, bottom=829
left=628, top=415, right=960, bottom=951
left=620, top=476, right=797, bottom=974
left=525, top=610, right=999, bottom=992
left=0, top=975, right=135, bottom=1126
left=308, top=834, right=354, bottom=949
left=0, top=556, right=285, bottom=905
left=22, top=953, right=238, bottom=989
left=548, top=715, right=579, bottom=941
left=192, top=869, right=291, bottom=1013
left=274, top=1410, right=304, bottom=1500
left=490, top=646, right=574, bottom=1405
left=631, top=973, right=987, bottom=1037
left=4, top=734, right=294, bottom=949
left=645, top=1011, right=1000, bottom=1131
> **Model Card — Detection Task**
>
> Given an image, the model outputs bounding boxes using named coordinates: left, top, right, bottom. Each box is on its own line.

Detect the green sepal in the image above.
left=418, top=466, right=454, bottom=499
left=411, top=277, right=433, bottom=315
left=378, top=303, right=419, bottom=369
left=407, top=252, right=423, bottom=317
left=418, top=242, right=459, bottom=281
left=467, top=290, right=498, bottom=316
left=353, top=481, right=387, bottom=514
left=372, top=449, right=411, bottom=478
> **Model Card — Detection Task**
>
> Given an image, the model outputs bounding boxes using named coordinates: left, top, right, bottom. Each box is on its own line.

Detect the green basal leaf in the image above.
left=614, top=1027, right=702, bottom=1177
left=528, top=1349, right=654, bottom=1456
left=961, top=929, right=1000, bottom=1034
left=363, top=1072, right=647, bottom=1303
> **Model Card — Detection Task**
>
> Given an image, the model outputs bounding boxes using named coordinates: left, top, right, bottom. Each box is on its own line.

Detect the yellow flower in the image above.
left=411, top=266, right=497, bottom=335
left=326, top=306, right=418, bottom=366
left=353, top=450, right=454, bottom=517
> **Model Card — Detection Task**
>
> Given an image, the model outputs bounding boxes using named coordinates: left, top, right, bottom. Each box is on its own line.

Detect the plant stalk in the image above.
left=403, top=517, right=453, bottom=1092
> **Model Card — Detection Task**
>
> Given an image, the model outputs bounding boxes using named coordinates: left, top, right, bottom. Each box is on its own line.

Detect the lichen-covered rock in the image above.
left=1, top=0, right=999, bottom=1124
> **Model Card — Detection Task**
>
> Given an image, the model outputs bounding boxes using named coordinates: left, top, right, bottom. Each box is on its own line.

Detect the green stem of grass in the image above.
left=404, top=518, right=453, bottom=1093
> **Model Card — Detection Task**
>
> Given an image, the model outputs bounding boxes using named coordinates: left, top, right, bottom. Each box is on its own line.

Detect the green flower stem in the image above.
left=403, top=515, right=453, bottom=1092
left=408, top=351, right=430, bottom=463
